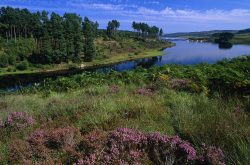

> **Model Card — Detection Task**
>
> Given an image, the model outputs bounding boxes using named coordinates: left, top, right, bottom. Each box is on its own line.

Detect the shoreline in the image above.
left=0, top=46, right=172, bottom=77
left=0, top=44, right=174, bottom=89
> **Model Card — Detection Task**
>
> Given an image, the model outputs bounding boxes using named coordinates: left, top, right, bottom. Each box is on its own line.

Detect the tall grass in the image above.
left=0, top=84, right=249, bottom=164
left=0, top=56, right=249, bottom=164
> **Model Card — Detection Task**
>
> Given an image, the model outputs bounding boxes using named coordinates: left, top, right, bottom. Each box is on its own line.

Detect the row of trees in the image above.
left=0, top=7, right=99, bottom=63
left=0, top=7, right=164, bottom=66
left=132, top=22, right=163, bottom=37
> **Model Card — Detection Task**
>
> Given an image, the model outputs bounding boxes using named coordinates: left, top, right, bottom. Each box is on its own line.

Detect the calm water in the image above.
left=2, top=38, right=250, bottom=90
left=99, top=38, right=250, bottom=72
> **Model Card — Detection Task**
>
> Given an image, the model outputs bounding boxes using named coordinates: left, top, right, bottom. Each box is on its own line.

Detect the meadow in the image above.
left=0, top=56, right=249, bottom=164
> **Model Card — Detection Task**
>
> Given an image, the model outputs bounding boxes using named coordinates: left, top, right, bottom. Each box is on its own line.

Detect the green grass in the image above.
left=231, top=34, right=250, bottom=45
left=0, top=84, right=249, bottom=164
left=0, top=56, right=249, bottom=164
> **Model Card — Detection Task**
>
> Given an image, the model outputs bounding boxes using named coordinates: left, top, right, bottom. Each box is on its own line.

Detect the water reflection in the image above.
left=218, top=42, right=233, bottom=49
left=98, top=39, right=250, bottom=71
left=136, top=57, right=159, bottom=68
left=3, top=39, right=250, bottom=90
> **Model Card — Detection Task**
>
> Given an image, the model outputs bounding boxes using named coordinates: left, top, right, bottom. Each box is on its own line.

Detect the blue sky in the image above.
left=1, top=0, right=250, bottom=33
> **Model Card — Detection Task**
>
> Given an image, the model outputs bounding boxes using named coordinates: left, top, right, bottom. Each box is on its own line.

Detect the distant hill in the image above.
left=164, top=30, right=239, bottom=38
left=238, top=28, right=250, bottom=34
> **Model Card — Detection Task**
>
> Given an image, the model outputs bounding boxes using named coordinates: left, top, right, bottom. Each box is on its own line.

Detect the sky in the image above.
left=1, top=0, right=250, bottom=33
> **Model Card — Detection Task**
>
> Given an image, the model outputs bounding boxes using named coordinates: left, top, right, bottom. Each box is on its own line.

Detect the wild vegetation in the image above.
left=0, top=7, right=168, bottom=75
left=0, top=5, right=250, bottom=165
left=0, top=56, right=249, bottom=164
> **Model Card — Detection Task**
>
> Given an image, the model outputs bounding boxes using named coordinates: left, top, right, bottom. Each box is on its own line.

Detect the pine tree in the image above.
left=107, top=20, right=120, bottom=38
left=82, top=17, right=96, bottom=62
left=63, top=13, right=83, bottom=62
left=159, top=28, right=163, bottom=36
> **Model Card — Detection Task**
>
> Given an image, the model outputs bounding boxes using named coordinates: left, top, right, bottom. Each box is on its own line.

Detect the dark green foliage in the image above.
left=213, top=32, right=234, bottom=48
left=132, top=22, right=161, bottom=38
left=0, top=7, right=85, bottom=65
left=16, top=60, right=29, bottom=70
left=63, top=13, right=83, bottom=61
left=107, top=20, right=120, bottom=39
left=26, top=56, right=250, bottom=96
left=0, top=7, right=165, bottom=67
left=0, top=53, right=9, bottom=67
left=159, top=28, right=163, bottom=36
left=82, top=17, right=97, bottom=62
left=238, top=28, right=250, bottom=34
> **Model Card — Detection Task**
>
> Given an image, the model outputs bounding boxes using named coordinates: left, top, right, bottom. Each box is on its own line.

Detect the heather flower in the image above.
left=130, top=150, right=141, bottom=160
left=146, top=133, right=196, bottom=163
left=3, top=112, right=34, bottom=130
left=198, top=145, right=226, bottom=165
left=178, top=141, right=197, bottom=160
left=27, top=130, right=46, bottom=146
left=11, top=127, right=223, bottom=164
left=170, top=136, right=182, bottom=146
left=28, top=127, right=80, bottom=150
left=206, top=146, right=225, bottom=165
left=74, top=159, right=84, bottom=165
left=110, top=128, right=147, bottom=145
left=167, top=78, right=198, bottom=92
left=134, top=88, right=154, bottom=96
left=109, top=85, right=120, bottom=93
left=83, top=153, right=97, bottom=165
left=118, top=160, right=129, bottom=165
left=0, top=119, right=4, bottom=128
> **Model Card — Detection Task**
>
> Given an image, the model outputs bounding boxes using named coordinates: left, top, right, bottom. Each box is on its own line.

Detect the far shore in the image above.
left=0, top=43, right=174, bottom=78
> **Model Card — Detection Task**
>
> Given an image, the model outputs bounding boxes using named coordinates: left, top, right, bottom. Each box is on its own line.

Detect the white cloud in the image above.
left=69, top=2, right=250, bottom=24
left=69, top=3, right=124, bottom=10
left=134, top=7, right=250, bottom=23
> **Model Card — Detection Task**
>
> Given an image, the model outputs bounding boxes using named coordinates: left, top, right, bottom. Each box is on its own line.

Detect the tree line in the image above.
left=132, top=22, right=163, bottom=37
left=0, top=7, right=164, bottom=67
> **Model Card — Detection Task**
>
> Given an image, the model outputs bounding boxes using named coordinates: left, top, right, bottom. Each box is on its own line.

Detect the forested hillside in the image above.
left=0, top=7, right=166, bottom=70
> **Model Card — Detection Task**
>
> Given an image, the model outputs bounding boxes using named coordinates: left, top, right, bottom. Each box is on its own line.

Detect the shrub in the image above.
left=134, top=51, right=140, bottom=55
left=6, top=67, right=12, bottom=72
left=25, top=127, right=81, bottom=163
left=76, top=128, right=197, bottom=164
left=0, top=54, right=9, bottom=67
left=108, top=85, right=120, bottom=93
left=8, top=127, right=225, bottom=164
left=8, top=140, right=32, bottom=163
left=16, top=60, right=29, bottom=70
left=167, top=78, right=201, bottom=92
left=28, top=127, right=80, bottom=150
left=197, top=145, right=226, bottom=165
left=0, top=119, right=4, bottom=128
left=68, top=63, right=79, bottom=70
left=1, top=112, right=34, bottom=130
left=134, top=88, right=154, bottom=96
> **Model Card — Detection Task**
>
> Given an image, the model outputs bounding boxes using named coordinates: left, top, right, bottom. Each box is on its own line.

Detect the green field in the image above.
left=231, top=34, right=250, bottom=45
left=0, top=56, right=249, bottom=164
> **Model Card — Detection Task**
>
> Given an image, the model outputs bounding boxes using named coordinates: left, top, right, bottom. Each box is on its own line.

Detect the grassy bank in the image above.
left=0, top=56, right=249, bottom=164
left=0, top=39, right=173, bottom=77
left=231, top=34, right=250, bottom=45
left=186, top=33, right=250, bottom=45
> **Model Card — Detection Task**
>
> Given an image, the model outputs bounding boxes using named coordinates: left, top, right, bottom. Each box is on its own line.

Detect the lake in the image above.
left=2, top=38, right=250, bottom=90
left=99, top=38, right=250, bottom=72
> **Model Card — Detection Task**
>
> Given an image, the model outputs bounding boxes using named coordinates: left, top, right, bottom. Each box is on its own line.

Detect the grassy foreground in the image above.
left=0, top=56, right=249, bottom=164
